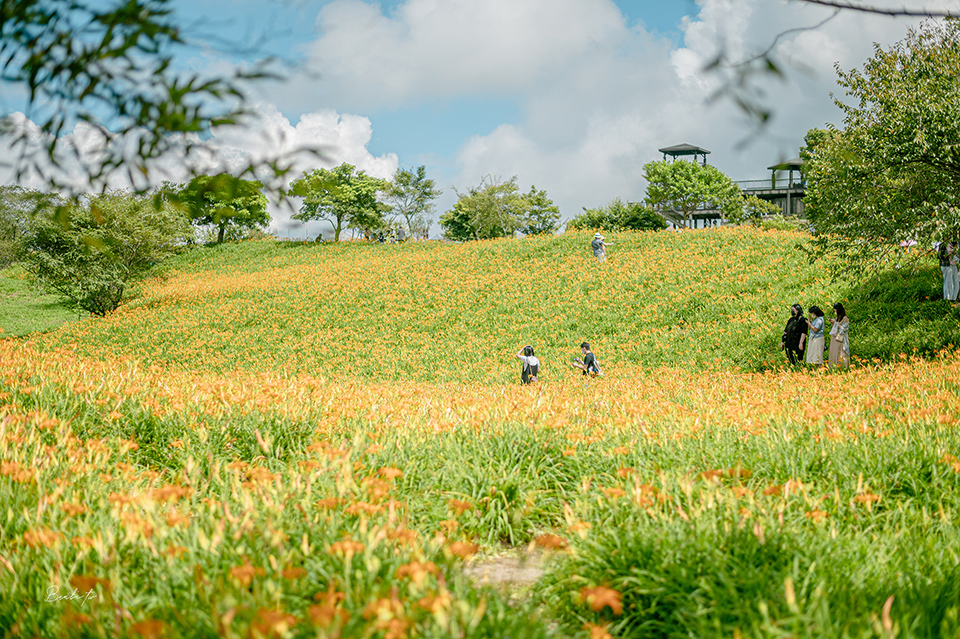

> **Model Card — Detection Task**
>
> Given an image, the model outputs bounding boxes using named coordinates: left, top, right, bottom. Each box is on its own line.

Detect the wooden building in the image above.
left=735, top=157, right=806, bottom=217
left=650, top=144, right=807, bottom=228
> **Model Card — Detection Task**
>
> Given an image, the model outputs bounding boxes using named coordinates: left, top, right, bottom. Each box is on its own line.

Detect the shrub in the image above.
left=567, top=198, right=666, bottom=232
left=20, top=190, right=191, bottom=315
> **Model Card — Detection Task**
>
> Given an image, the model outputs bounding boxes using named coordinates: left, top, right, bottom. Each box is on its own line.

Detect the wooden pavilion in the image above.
left=658, top=143, right=711, bottom=166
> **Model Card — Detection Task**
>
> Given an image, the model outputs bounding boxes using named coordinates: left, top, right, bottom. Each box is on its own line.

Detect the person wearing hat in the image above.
left=591, top=233, right=613, bottom=262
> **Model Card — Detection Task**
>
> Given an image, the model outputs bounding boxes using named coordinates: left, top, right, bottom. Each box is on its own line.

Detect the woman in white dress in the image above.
left=827, top=303, right=850, bottom=369
left=805, top=305, right=825, bottom=366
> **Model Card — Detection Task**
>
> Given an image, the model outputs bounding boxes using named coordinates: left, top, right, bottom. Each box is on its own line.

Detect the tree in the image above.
left=0, top=0, right=288, bottom=197
left=799, top=128, right=829, bottom=167
left=567, top=198, right=667, bottom=232
left=440, top=175, right=532, bottom=241
left=385, top=166, right=441, bottom=240
left=643, top=160, right=742, bottom=228
left=289, top=164, right=388, bottom=242
left=0, top=186, right=57, bottom=267
left=19, top=190, right=191, bottom=315
left=804, top=20, right=960, bottom=270
left=518, top=186, right=561, bottom=235
left=704, top=3, right=959, bottom=132
left=177, top=174, right=270, bottom=244
left=726, top=194, right=781, bottom=226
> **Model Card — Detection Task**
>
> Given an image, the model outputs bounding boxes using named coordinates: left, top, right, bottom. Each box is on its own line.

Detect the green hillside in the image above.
left=36, top=228, right=958, bottom=381
left=3, top=227, right=960, bottom=638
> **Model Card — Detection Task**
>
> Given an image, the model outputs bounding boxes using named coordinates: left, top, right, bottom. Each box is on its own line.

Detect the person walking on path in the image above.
left=828, top=302, right=850, bottom=369
left=806, top=305, right=826, bottom=366
left=781, top=304, right=808, bottom=366
left=591, top=233, right=613, bottom=262
left=939, top=239, right=959, bottom=302
left=516, top=345, right=540, bottom=385
left=571, top=342, right=602, bottom=376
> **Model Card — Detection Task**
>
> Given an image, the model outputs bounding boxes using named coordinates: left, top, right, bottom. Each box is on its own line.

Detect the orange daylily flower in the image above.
left=307, top=604, right=348, bottom=628
left=282, top=567, right=307, bottom=580
left=396, top=561, right=439, bottom=588
left=61, top=503, right=87, bottom=517
left=250, top=609, right=297, bottom=638
left=447, top=541, right=479, bottom=559
left=446, top=499, right=472, bottom=515
left=229, top=561, right=265, bottom=588
left=151, top=485, right=192, bottom=503
left=330, top=540, right=365, bottom=556
left=579, top=586, right=623, bottom=615
left=534, top=534, right=568, bottom=550
left=584, top=622, right=613, bottom=639
left=130, top=619, right=168, bottom=639
left=379, top=467, right=403, bottom=480
left=417, top=590, right=452, bottom=613
left=23, top=528, right=61, bottom=548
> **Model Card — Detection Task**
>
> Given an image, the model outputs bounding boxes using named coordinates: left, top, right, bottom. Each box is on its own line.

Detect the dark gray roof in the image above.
left=767, top=157, right=804, bottom=170
left=658, top=143, right=711, bottom=155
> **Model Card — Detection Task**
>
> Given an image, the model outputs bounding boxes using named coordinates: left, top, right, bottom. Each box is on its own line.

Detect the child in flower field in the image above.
left=517, top=345, right=540, bottom=384
left=571, top=342, right=602, bottom=377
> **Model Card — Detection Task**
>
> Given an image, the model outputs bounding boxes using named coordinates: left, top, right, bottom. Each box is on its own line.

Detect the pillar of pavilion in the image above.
left=767, top=157, right=804, bottom=217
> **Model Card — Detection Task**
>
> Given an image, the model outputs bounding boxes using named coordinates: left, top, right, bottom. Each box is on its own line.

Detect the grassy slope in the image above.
left=4, top=229, right=960, bottom=638
left=35, top=228, right=960, bottom=381
left=0, top=266, right=78, bottom=336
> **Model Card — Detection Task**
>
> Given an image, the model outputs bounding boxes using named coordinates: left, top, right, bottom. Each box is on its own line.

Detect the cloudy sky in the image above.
left=1, top=0, right=955, bottom=237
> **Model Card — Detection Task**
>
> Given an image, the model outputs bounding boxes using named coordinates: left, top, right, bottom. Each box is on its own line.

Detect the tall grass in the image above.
left=2, top=228, right=960, bottom=637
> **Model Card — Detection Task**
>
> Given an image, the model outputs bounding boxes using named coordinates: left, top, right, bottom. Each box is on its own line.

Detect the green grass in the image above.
left=4, top=228, right=960, bottom=638
left=0, top=265, right=79, bottom=336
left=33, top=229, right=960, bottom=381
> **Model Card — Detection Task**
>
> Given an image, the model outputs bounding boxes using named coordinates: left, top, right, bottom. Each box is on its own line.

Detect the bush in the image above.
left=567, top=198, right=666, bottom=232
left=757, top=214, right=808, bottom=232
left=726, top=193, right=781, bottom=226
left=21, top=190, right=192, bottom=315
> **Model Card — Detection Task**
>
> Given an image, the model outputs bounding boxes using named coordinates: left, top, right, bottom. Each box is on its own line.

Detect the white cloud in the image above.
left=276, top=0, right=628, bottom=112
left=5, top=0, right=951, bottom=237
left=436, top=0, right=948, bottom=222
left=0, top=103, right=397, bottom=237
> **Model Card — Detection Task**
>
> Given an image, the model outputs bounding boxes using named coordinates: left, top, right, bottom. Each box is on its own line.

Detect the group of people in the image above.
left=362, top=227, right=407, bottom=243
left=515, top=342, right=602, bottom=385
left=782, top=303, right=850, bottom=369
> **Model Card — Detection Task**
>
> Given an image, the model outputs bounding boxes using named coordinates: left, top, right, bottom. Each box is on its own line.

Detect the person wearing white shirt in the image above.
left=516, top=346, right=540, bottom=384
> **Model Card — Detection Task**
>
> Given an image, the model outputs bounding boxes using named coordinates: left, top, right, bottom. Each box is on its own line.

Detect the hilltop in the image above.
left=35, top=227, right=957, bottom=382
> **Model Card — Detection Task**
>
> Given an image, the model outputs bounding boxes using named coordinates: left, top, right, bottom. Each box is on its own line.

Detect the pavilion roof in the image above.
left=767, top=157, right=804, bottom=170
left=658, top=143, right=712, bottom=156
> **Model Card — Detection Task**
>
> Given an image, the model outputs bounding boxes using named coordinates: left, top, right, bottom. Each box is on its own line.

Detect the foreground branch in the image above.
left=796, top=0, right=960, bottom=18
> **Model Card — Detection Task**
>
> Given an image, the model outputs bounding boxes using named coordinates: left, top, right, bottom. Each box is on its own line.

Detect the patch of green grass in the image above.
left=840, top=261, right=960, bottom=359
left=0, top=265, right=79, bottom=336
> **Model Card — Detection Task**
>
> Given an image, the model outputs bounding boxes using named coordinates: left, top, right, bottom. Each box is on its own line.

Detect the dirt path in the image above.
left=463, top=550, right=546, bottom=588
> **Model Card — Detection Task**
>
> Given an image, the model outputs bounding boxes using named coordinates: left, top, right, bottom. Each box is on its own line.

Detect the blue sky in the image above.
left=170, top=0, right=698, bottom=167
left=2, top=0, right=950, bottom=237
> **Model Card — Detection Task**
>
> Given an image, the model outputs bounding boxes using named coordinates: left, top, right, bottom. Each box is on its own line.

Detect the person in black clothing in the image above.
left=781, top=304, right=808, bottom=365
left=571, top=342, right=601, bottom=376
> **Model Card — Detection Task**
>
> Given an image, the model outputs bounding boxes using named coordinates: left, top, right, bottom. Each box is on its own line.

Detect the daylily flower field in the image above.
left=2, top=229, right=959, bottom=638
